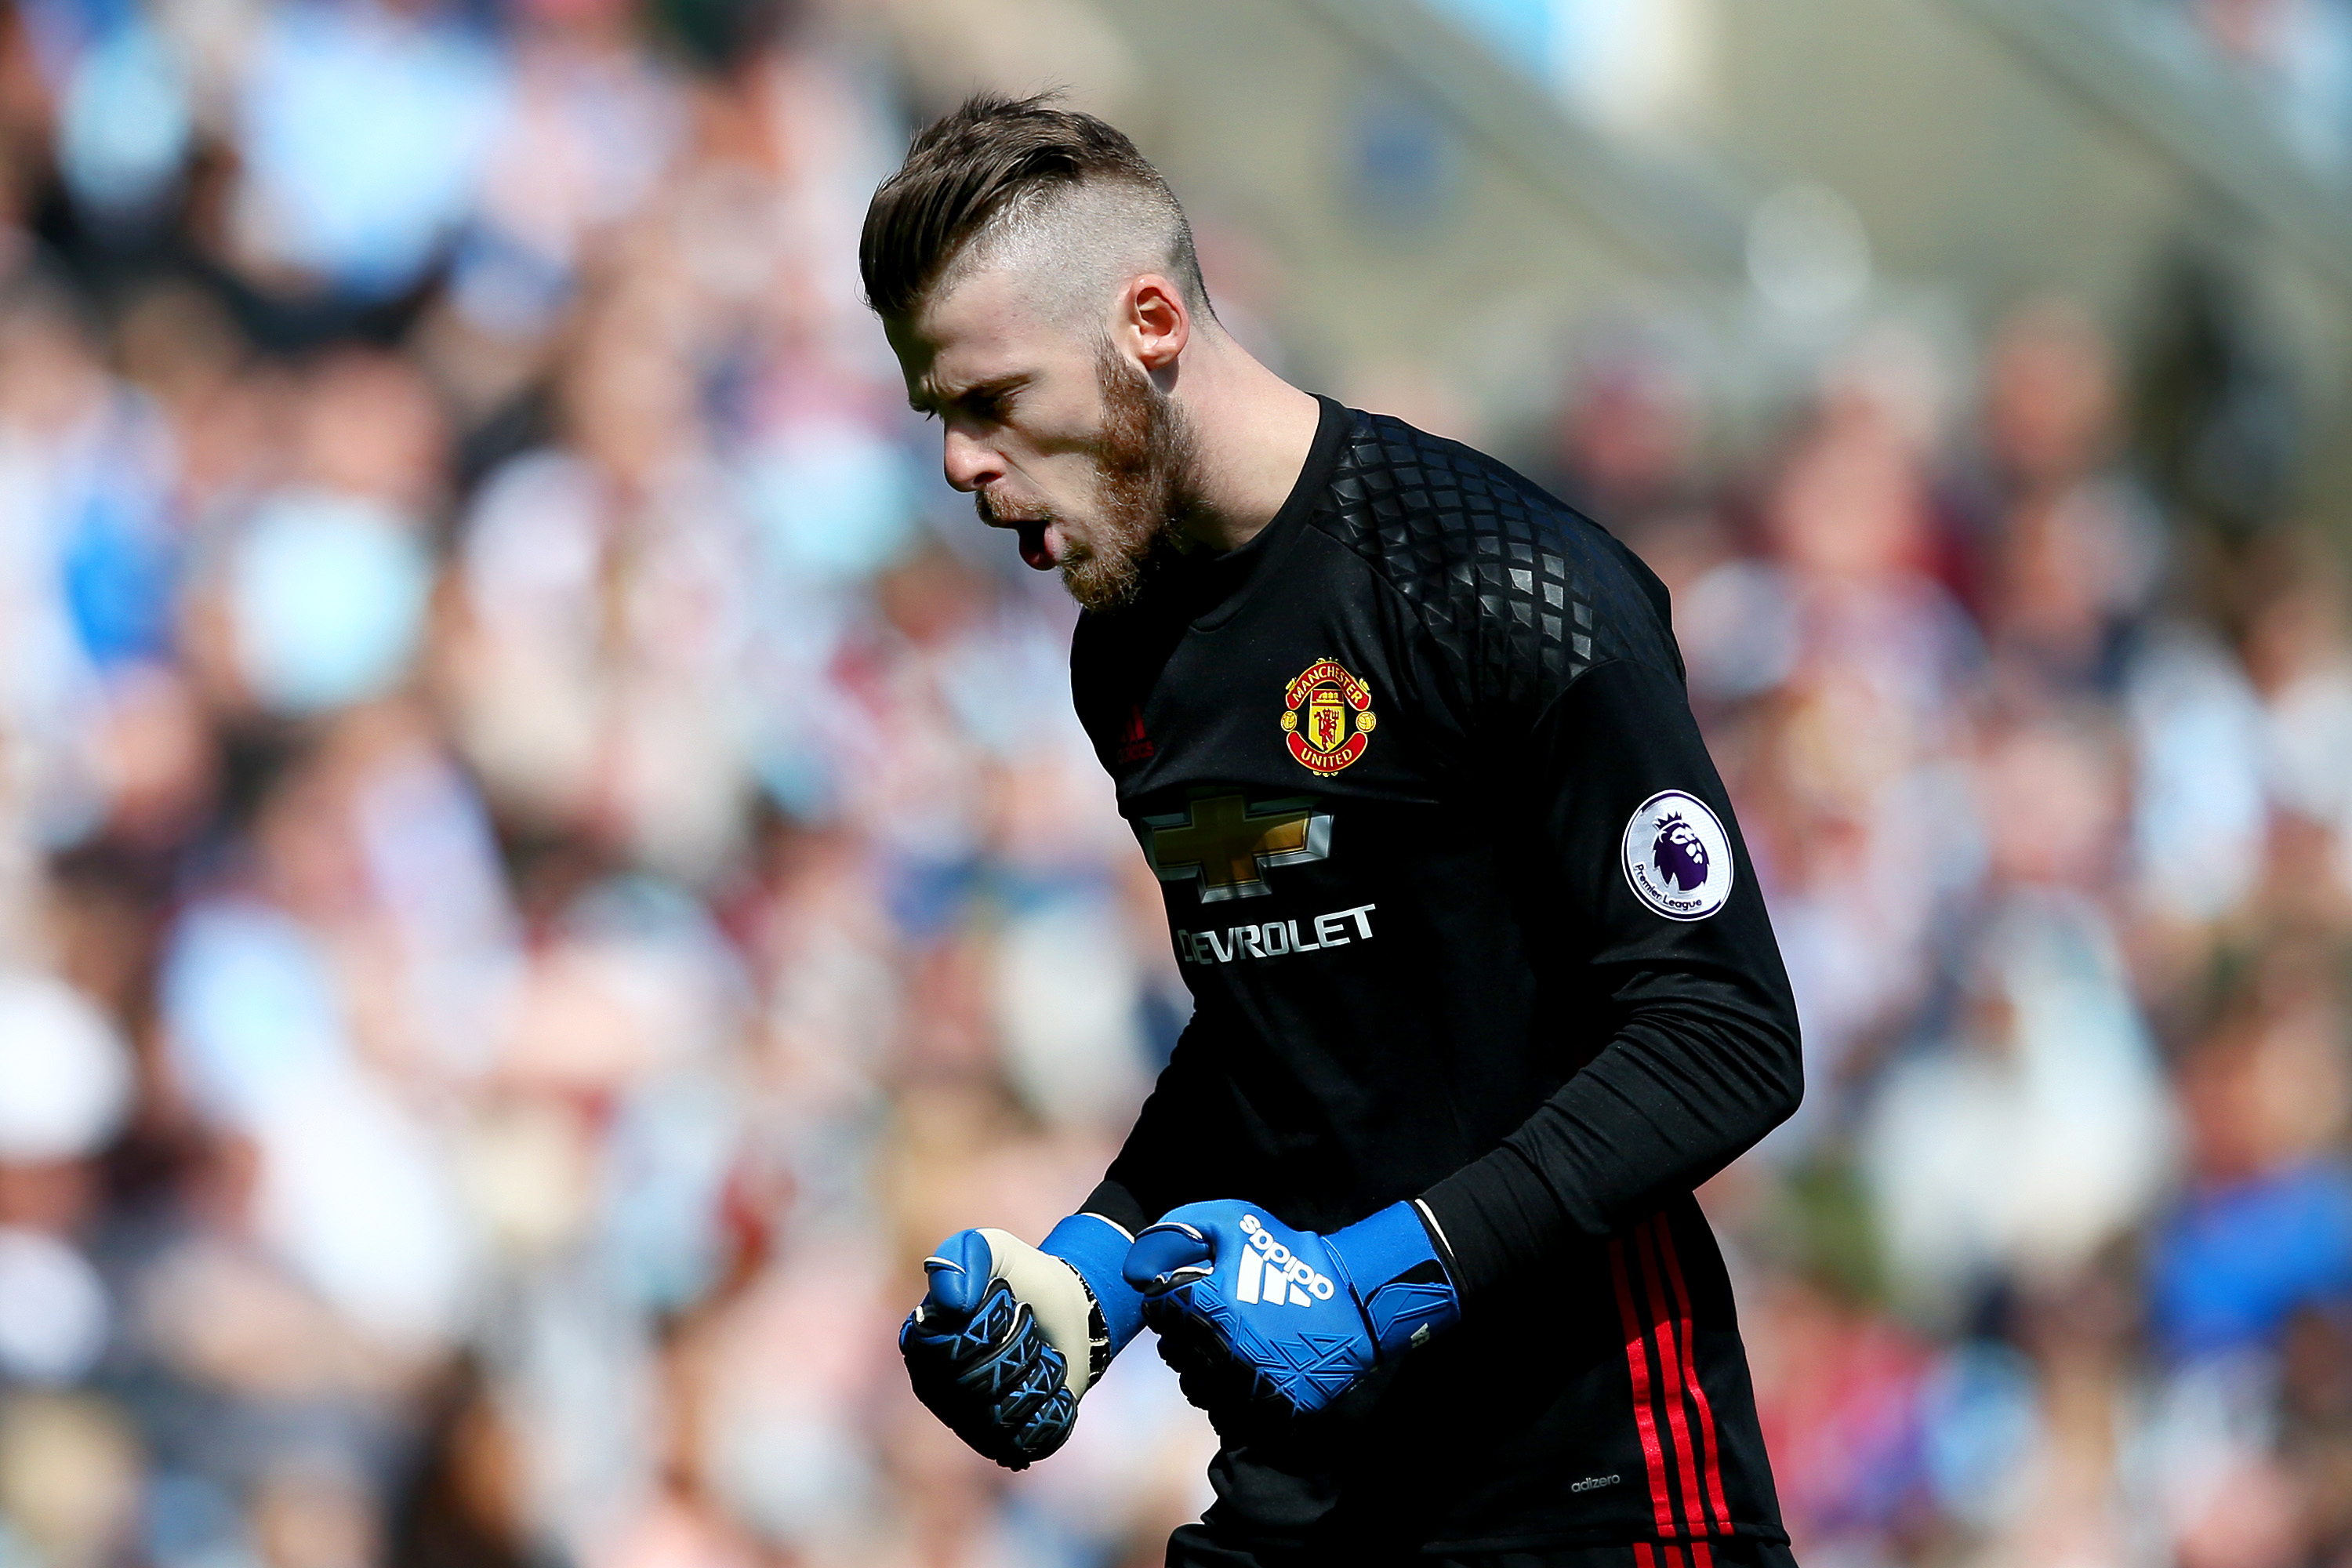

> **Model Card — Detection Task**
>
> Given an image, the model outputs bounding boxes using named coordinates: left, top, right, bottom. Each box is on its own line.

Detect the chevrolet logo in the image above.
left=1141, top=794, right=1331, bottom=902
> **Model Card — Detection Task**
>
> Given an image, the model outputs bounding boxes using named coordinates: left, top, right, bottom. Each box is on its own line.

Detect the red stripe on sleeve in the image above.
left=1636, top=1219, right=1707, bottom=1538
left=1632, top=1545, right=1657, bottom=1568
left=1654, top=1215, right=1733, bottom=1533
left=1610, top=1238, right=1678, bottom=1537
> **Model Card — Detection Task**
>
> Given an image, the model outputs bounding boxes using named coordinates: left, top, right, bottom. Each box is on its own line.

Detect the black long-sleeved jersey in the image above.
left=1069, top=398, right=1803, bottom=1559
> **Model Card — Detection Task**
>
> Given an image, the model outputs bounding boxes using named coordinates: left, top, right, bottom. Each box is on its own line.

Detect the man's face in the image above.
left=887, top=266, right=1196, bottom=610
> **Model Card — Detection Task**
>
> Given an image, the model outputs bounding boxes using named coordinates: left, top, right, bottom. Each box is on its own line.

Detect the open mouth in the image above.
left=978, top=492, right=1061, bottom=572
left=1015, top=520, right=1055, bottom=572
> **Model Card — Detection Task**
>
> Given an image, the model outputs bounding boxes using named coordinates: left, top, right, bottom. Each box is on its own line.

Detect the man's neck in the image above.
left=1167, top=336, right=1323, bottom=554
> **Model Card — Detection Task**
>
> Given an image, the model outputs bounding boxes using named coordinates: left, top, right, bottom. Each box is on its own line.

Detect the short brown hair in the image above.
left=859, top=91, right=1208, bottom=321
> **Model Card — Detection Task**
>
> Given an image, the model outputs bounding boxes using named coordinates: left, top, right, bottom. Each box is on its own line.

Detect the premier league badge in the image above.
left=1621, top=789, right=1734, bottom=921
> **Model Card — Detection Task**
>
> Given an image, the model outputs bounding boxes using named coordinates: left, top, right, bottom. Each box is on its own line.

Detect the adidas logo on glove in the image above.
left=1232, top=1213, right=1338, bottom=1306
left=1127, top=1197, right=1462, bottom=1417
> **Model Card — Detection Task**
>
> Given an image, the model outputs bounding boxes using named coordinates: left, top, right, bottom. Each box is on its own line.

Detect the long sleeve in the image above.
left=1417, top=656, right=1802, bottom=1297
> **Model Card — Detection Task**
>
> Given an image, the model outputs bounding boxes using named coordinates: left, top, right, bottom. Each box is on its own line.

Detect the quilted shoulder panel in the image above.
left=1305, top=409, right=1680, bottom=722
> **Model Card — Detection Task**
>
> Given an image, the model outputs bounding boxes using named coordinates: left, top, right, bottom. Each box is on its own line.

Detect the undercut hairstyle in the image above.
left=860, top=91, right=1212, bottom=325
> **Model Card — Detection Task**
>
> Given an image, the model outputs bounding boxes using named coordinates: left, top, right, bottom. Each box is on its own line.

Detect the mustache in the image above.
left=975, top=489, right=1047, bottom=528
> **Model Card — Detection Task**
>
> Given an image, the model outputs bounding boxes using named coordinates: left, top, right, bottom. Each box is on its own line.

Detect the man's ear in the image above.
left=1121, top=274, right=1191, bottom=372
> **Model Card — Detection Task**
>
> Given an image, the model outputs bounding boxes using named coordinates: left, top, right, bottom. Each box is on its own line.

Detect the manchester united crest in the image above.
left=1279, top=659, right=1377, bottom=774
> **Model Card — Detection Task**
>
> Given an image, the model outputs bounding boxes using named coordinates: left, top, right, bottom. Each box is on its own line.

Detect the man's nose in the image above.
left=942, top=426, right=1003, bottom=496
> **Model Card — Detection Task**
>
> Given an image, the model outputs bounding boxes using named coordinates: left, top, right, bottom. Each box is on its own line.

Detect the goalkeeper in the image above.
left=869, top=93, right=1805, bottom=1568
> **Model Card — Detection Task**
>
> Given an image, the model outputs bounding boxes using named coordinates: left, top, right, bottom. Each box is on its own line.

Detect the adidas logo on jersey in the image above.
left=1233, top=1214, right=1337, bottom=1307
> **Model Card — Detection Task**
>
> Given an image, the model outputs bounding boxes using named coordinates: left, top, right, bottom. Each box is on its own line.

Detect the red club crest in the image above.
left=1279, top=659, right=1376, bottom=775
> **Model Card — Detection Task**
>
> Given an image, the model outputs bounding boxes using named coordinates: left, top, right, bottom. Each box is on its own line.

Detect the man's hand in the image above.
left=898, top=1214, right=1142, bottom=1470
left=1122, top=1200, right=1461, bottom=1417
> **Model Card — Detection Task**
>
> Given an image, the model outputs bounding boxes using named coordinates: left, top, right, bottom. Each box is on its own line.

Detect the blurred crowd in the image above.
left=0, top=1, right=2346, bottom=1566
left=1552, top=274, right=2352, bottom=1566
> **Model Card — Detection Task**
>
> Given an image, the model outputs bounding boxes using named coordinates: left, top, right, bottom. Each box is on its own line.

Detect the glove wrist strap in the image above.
left=1330, top=1200, right=1463, bottom=1359
left=1042, top=1211, right=1145, bottom=1374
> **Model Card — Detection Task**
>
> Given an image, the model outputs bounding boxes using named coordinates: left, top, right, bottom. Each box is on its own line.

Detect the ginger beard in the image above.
left=982, top=338, right=1203, bottom=612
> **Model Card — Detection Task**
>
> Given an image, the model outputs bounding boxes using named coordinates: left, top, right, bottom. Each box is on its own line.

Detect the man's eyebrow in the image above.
left=911, top=373, right=1027, bottom=415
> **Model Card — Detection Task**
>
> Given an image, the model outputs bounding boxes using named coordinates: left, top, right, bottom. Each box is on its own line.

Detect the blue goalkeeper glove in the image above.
left=1122, top=1200, right=1460, bottom=1417
left=898, top=1212, right=1143, bottom=1469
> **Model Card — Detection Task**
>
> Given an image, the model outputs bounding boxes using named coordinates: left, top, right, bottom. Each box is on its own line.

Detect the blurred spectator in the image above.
left=226, top=0, right=506, bottom=302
